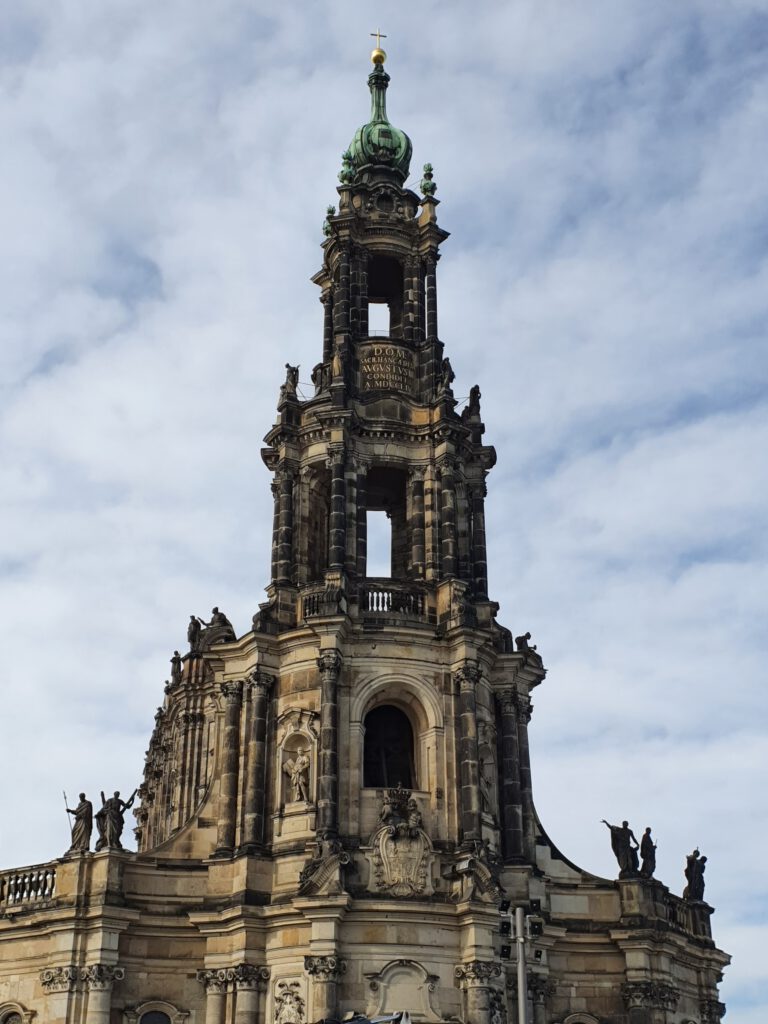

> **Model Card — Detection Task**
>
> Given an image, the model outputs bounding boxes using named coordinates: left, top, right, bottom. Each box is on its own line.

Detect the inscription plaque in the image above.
left=359, top=343, right=416, bottom=395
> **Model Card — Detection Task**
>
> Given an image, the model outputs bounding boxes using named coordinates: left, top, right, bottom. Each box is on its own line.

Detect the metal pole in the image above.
left=515, top=905, right=527, bottom=1024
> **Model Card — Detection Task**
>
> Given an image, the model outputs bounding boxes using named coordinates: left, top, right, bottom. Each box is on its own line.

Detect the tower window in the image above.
left=368, top=301, right=390, bottom=336
left=365, top=466, right=408, bottom=578
left=363, top=705, right=415, bottom=788
left=366, top=510, right=391, bottom=577
left=367, top=255, right=403, bottom=338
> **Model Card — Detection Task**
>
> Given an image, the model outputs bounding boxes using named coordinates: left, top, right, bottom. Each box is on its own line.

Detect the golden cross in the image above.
left=370, top=28, right=387, bottom=49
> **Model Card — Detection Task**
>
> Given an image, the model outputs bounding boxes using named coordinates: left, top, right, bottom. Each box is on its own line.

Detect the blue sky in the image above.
left=1, top=2, right=767, bottom=1017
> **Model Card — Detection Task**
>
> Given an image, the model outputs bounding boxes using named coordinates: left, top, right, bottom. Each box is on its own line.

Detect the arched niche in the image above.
left=363, top=705, right=415, bottom=788
left=123, top=1000, right=189, bottom=1024
left=558, top=1014, right=601, bottom=1024
left=364, top=960, right=441, bottom=1021
left=273, top=707, right=319, bottom=843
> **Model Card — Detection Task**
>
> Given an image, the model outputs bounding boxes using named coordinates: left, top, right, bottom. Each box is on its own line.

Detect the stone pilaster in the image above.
left=515, top=693, right=536, bottom=859
left=471, top=480, right=489, bottom=599
left=216, top=680, right=243, bottom=856
left=355, top=458, right=369, bottom=578
left=197, top=969, right=228, bottom=1024
left=234, top=964, right=271, bottom=1024
left=455, top=960, right=501, bottom=1024
left=243, top=670, right=275, bottom=849
left=328, top=446, right=347, bottom=570
left=305, top=955, right=347, bottom=1021
left=439, top=458, right=457, bottom=578
left=276, top=467, right=296, bottom=584
left=270, top=477, right=280, bottom=583
left=456, top=660, right=482, bottom=846
left=321, top=290, right=334, bottom=363
left=40, top=966, right=78, bottom=1024
left=425, top=255, right=438, bottom=342
left=410, top=467, right=426, bottom=577
left=82, top=965, right=125, bottom=1024
left=498, top=690, right=524, bottom=861
left=317, top=652, right=342, bottom=838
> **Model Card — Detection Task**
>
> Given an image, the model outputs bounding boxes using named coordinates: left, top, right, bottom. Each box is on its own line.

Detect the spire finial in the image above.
left=370, top=28, right=387, bottom=65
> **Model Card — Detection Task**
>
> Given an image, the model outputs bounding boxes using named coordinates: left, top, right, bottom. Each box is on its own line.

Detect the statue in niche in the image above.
left=95, top=789, right=137, bottom=851
left=683, top=848, right=707, bottom=901
left=602, top=818, right=640, bottom=877
left=640, top=826, right=657, bottom=878
left=65, top=793, right=93, bottom=853
left=283, top=748, right=311, bottom=803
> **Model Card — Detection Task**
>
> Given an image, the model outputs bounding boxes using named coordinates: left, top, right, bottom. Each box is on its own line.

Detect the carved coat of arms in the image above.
left=363, top=785, right=434, bottom=898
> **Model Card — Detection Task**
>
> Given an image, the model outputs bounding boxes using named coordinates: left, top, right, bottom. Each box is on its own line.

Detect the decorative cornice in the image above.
left=40, top=966, right=78, bottom=993
left=81, top=965, right=125, bottom=991
left=304, top=955, right=347, bottom=979
left=621, top=980, right=679, bottom=1011
left=454, top=960, right=501, bottom=986
left=317, top=652, right=342, bottom=676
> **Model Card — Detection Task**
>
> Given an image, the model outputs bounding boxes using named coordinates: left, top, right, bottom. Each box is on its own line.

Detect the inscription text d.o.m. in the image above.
left=359, top=343, right=416, bottom=395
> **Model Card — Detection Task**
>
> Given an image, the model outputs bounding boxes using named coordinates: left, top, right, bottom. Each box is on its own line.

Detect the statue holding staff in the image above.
left=65, top=792, right=93, bottom=854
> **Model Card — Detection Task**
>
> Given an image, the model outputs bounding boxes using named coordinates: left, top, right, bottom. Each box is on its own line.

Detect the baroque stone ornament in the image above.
left=95, top=789, right=137, bottom=851
left=298, top=835, right=350, bottom=896
left=275, top=980, right=305, bottom=1024
left=683, top=848, right=707, bottom=901
left=365, top=960, right=442, bottom=1022
left=197, top=969, right=228, bottom=994
left=304, top=956, right=346, bottom=979
left=81, top=964, right=125, bottom=990
left=40, top=966, right=78, bottom=993
left=363, top=786, right=434, bottom=898
left=602, top=819, right=640, bottom=878
left=488, top=988, right=507, bottom=1024
left=621, top=980, right=679, bottom=1012
left=454, top=961, right=502, bottom=985
left=699, top=997, right=726, bottom=1023
left=65, top=793, right=93, bottom=854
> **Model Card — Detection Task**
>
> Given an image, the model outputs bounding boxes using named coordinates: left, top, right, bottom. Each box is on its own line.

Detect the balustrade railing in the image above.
left=359, top=580, right=428, bottom=620
left=0, top=863, right=56, bottom=908
left=301, top=585, right=343, bottom=619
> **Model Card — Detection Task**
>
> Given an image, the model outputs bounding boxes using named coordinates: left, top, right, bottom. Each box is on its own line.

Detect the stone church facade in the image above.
left=0, top=51, right=728, bottom=1024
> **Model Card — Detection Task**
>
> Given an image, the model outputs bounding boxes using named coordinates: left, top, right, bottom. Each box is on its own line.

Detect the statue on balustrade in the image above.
left=195, top=607, right=236, bottom=649
left=95, top=789, right=137, bottom=851
left=602, top=818, right=640, bottom=877
left=640, top=826, right=657, bottom=878
left=65, top=793, right=93, bottom=853
left=284, top=748, right=311, bottom=803
left=683, top=848, right=707, bottom=901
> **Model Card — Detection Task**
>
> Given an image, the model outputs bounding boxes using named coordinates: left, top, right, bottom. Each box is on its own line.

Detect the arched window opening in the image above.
left=364, top=705, right=415, bottom=788
left=140, top=1013, right=171, bottom=1024
left=366, top=467, right=407, bottom=578
left=3, top=1015, right=22, bottom=1024
left=368, top=255, right=404, bottom=338
left=307, top=467, right=331, bottom=582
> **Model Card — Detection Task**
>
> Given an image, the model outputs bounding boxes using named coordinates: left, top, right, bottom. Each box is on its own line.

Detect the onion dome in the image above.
left=346, top=55, right=412, bottom=186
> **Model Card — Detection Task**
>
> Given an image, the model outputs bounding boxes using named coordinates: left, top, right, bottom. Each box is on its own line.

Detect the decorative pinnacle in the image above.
left=421, top=163, right=437, bottom=197
left=370, top=28, right=387, bottom=65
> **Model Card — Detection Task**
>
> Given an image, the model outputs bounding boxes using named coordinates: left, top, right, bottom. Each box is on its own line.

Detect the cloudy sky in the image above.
left=1, top=1, right=766, bottom=1018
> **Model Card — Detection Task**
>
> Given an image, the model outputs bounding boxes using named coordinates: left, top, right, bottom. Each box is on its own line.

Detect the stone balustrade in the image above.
left=0, top=862, right=56, bottom=908
left=359, top=579, right=429, bottom=621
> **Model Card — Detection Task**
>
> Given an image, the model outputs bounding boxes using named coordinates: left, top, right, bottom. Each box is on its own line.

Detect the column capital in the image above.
left=304, top=955, right=347, bottom=979
left=456, top=660, right=482, bottom=691
left=220, top=680, right=244, bottom=704
left=454, top=960, right=501, bottom=987
left=248, top=669, right=275, bottom=697
left=40, top=966, right=79, bottom=993
left=317, top=651, right=342, bottom=677
left=196, top=968, right=228, bottom=994
left=621, top=980, right=679, bottom=1012
left=81, top=964, right=125, bottom=991
left=328, top=443, right=346, bottom=463
left=497, top=689, right=518, bottom=716
left=233, top=963, right=271, bottom=992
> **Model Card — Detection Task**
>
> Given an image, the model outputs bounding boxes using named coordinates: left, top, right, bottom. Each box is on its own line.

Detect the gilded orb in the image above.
left=371, top=47, right=387, bottom=65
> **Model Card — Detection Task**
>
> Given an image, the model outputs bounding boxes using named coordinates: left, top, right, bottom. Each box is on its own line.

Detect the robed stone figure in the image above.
left=95, top=789, right=137, bottom=851
left=66, top=793, right=93, bottom=853
left=602, top=818, right=640, bottom=877
left=640, top=827, right=657, bottom=878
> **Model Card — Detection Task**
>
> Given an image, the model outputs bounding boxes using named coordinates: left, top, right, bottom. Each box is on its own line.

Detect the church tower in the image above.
left=0, top=49, right=729, bottom=1024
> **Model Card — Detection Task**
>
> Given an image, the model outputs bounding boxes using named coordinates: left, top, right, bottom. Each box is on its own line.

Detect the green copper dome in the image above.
left=345, top=63, right=412, bottom=185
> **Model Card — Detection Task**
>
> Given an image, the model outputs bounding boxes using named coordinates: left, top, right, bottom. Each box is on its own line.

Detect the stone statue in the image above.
left=95, top=789, right=137, bottom=851
left=283, top=748, right=311, bottom=803
left=407, top=798, right=423, bottom=834
left=440, top=357, right=455, bottom=392
left=515, top=631, right=537, bottom=653
left=187, top=615, right=201, bottom=653
left=279, top=363, right=300, bottom=404
left=199, top=607, right=233, bottom=631
left=170, top=650, right=182, bottom=687
left=478, top=758, right=493, bottom=814
left=66, top=793, right=93, bottom=853
left=602, top=819, right=640, bottom=877
left=468, top=384, right=481, bottom=415
left=683, top=848, right=707, bottom=901
left=640, top=827, right=657, bottom=878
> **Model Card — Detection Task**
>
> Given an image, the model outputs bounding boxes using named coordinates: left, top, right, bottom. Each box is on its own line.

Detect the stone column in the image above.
left=216, top=680, right=243, bottom=856
left=516, top=694, right=536, bottom=860
left=355, top=459, right=369, bottom=578
left=40, top=966, right=78, bottom=1024
left=197, top=969, right=228, bottom=1024
left=270, top=477, right=280, bottom=583
left=82, top=965, right=125, bottom=1024
left=529, top=974, right=555, bottom=1024
left=305, top=955, right=346, bottom=1022
left=334, top=246, right=351, bottom=335
left=328, top=447, right=347, bottom=570
left=243, top=671, right=275, bottom=849
left=456, top=661, right=482, bottom=846
left=410, top=468, right=426, bottom=577
left=439, top=459, right=457, bottom=578
left=321, top=290, right=334, bottom=363
left=276, top=467, right=296, bottom=584
left=316, top=652, right=342, bottom=838
left=234, top=964, right=271, bottom=1024
left=471, top=480, right=489, bottom=599
left=498, top=690, right=524, bottom=861
left=425, top=255, right=438, bottom=342
left=454, top=961, right=500, bottom=1024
